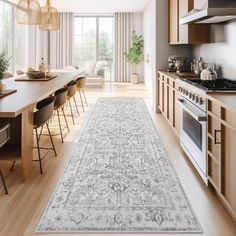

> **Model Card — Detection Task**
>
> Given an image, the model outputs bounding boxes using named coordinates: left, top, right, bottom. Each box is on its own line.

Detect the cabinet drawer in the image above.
left=221, top=108, right=236, bottom=130
left=168, top=78, right=175, bottom=88
left=208, top=114, right=221, bottom=136
left=208, top=115, right=221, bottom=161
left=208, top=100, right=221, bottom=117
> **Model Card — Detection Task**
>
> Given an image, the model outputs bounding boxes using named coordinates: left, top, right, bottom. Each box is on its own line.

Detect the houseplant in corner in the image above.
left=126, top=31, right=144, bottom=84
left=0, top=52, right=10, bottom=93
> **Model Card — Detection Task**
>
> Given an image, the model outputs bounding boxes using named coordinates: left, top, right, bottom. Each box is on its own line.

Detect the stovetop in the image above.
left=185, top=79, right=236, bottom=92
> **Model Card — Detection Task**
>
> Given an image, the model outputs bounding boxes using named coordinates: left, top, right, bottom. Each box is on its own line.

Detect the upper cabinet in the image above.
left=169, top=0, right=210, bottom=45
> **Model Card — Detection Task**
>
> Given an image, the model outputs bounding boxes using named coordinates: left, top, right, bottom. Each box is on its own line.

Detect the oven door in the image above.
left=178, top=98, right=207, bottom=181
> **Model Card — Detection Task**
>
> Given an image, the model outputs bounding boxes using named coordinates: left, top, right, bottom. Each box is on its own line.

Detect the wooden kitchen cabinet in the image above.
left=157, top=74, right=164, bottom=113
left=168, top=0, right=210, bottom=45
left=157, top=72, right=180, bottom=136
left=174, top=83, right=182, bottom=136
left=207, top=98, right=236, bottom=221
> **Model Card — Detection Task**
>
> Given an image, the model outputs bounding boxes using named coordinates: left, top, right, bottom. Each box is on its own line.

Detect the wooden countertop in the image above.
left=0, top=70, right=84, bottom=118
left=158, top=71, right=236, bottom=113
left=207, top=93, right=236, bottom=113
left=158, top=71, right=200, bottom=81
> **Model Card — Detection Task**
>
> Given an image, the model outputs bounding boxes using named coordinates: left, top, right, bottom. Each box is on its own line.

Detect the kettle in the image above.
left=200, top=65, right=217, bottom=81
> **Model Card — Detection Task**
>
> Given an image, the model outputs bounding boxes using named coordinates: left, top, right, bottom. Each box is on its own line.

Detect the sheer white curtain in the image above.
left=28, top=26, right=49, bottom=69
left=114, top=13, right=133, bottom=83
left=28, top=12, right=74, bottom=70
left=49, top=12, right=74, bottom=69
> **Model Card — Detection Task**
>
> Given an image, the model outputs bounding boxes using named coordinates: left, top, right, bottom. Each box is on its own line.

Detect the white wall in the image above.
left=155, top=1, right=193, bottom=71
left=143, top=0, right=193, bottom=110
left=143, top=0, right=156, bottom=107
left=194, top=21, right=236, bottom=80
left=132, top=13, right=144, bottom=81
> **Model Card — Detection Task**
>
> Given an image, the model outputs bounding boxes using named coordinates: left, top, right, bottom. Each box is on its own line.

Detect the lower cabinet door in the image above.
left=221, top=125, right=236, bottom=214
left=174, top=89, right=181, bottom=136
left=164, top=82, right=169, bottom=119
left=169, top=87, right=174, bottom=126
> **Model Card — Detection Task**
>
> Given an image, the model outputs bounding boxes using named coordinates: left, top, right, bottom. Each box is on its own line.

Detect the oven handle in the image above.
left=178, top=99, right=207, bottom=122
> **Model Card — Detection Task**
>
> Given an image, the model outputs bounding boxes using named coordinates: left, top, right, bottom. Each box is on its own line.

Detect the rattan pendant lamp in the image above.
left=16, top=0, right=41, bottom=25
left=39, top=0, right=60, bottom=31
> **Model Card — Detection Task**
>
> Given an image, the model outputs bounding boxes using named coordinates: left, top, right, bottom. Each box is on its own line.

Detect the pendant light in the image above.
left=16, top=0, right=41, bottom=25
left=39, top=0, right=60, bottom=31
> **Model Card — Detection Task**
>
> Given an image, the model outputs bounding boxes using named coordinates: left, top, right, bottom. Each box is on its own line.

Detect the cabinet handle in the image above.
left=214, top=130, right=221, bottom=145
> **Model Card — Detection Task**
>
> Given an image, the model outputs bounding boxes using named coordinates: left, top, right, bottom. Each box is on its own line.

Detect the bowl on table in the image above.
left=26, top=71, right=45, bottom=79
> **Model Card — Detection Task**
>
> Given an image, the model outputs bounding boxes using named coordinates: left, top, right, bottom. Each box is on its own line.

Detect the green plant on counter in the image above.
left=126, top=31, right=144, bottom=65
left=0, top=52, right=10, bottom=80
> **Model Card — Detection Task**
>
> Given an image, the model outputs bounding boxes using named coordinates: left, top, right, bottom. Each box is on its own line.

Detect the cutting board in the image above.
left=0, top=89, right=17, bottom=99
left=15, top=74, right=57, bottom=82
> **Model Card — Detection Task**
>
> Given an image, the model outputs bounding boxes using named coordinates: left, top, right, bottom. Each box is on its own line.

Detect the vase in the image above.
left=0, top=80, right=6, bottom=93
left=131, top=73, right=139, bottom=84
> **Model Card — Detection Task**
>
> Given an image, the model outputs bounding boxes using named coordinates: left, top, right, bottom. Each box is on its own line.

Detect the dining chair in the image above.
left=0, top=124, right=19, bottom=194
left=76, top=77, right=88, bottom=112
left=34, top=96, right=57, bottom=174
left=67, top=81, right=80, bottom=124
left=53, top=87, right=70, bottom=143
left=0, top=124, right=10, bottom=194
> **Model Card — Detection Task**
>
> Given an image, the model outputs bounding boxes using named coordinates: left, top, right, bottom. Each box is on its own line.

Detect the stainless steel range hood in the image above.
left=180, top=0, right=236, bottom=24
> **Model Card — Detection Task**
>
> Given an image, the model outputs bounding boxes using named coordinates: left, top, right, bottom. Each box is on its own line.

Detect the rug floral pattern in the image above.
left=37, top=97, right=202, bottom=233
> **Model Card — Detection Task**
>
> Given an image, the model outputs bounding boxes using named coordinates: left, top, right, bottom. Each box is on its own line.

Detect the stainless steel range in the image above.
left=177, top=78, right=236, bottom=184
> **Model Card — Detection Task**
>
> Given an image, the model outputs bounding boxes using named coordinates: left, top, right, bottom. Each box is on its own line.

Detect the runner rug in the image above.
left=36, top=97, right=202, bottom=234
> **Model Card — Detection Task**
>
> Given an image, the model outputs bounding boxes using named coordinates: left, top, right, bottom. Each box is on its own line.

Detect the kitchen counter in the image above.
left=158, top=71, right=236, bottom=113
left=207, top=93, right=236, bottom=113
left=158, top=71, right=200, bottom=81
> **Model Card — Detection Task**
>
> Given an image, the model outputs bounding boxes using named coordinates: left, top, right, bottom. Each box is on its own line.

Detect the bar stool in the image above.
left=67, top=81, right=80, bottom=124
left=0, top=124, right=11, bottom=194
left=76, top=77, right=88, bottom=112
left=34, top=96, right=57, bottom=174
left=53, top=87, right=70, bottom=143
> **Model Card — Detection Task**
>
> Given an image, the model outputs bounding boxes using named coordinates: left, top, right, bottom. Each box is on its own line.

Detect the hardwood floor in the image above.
left=0, top=82, right=236, bottom=236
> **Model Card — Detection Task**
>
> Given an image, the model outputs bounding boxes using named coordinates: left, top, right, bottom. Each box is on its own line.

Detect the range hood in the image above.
left=180, top=0, right=236, bottom=24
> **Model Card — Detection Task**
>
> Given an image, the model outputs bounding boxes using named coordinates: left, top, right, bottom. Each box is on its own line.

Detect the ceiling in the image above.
left=9, top=0, right=150, bottom=13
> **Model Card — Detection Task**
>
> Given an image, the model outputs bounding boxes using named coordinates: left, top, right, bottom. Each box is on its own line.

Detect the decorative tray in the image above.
left=15, top=74, right=57, bottom=82
left=0, top=89, right=17, bottom=99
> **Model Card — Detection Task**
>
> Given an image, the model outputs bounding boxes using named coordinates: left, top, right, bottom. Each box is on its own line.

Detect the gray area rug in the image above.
left=36, top=97, right=202, bottom=234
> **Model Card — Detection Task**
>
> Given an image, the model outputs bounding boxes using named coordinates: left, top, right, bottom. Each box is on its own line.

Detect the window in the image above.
left=74, top=15, right=114, bottom=69
left=74, top=17, right=97, bottom=68
left=15, top=22, right=28, bottom=71
left=99, top=17, right=113, bottom=62
left=0, top=0, right=28, bottom=73
left=0, top=1, right=13, bottom=71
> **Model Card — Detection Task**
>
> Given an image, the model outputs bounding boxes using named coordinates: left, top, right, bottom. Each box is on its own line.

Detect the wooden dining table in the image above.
left=0, top=70, right=84, bottom=179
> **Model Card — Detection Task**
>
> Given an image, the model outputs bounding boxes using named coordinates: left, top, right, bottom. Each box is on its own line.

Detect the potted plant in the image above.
left=126, top=31, right=144, bottom=84
left=0, top=52, right=10, bottom=92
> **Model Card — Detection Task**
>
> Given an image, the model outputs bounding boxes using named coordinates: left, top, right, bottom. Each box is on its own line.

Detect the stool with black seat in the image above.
left=0, top=124, right=20, bottom=194
left=67, top=80, right=80, bottom=124
left=0, top=124, right=11, bottom=194
left=33, top=96, right=57, bottom=174
left=53, top=87, right=70, bottom=143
